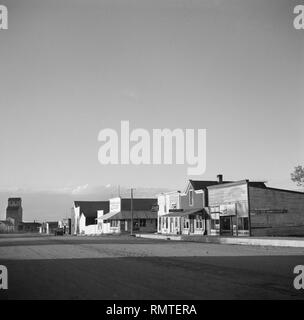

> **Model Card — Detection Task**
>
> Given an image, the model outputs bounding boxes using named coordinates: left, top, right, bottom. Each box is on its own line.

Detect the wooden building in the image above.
left=72, top=201, right=110, bottom=235
left=99, top=197, right=158, bottom=234
left=158, top=175, right=230, bottom=235
left=207, top=180, right=304, bottom=237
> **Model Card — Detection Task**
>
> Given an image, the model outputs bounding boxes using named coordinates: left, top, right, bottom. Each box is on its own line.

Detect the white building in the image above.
left=72, top=201, right=110, bottom=235
left=158, top=176, right=228, bottom=235
left=99, top=197, right=158, bottom=234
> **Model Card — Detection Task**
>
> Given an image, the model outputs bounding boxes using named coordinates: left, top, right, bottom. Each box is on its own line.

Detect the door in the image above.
left=120, top=220, right=126, bottom=232
left=220, top=216, right=233, bottom=235
left=190, top=217, right=195, bottom=234
left=170, top=218, right=174, bottom=233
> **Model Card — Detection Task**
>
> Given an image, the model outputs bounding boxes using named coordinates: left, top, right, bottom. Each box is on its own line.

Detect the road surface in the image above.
left=0, top=234, right=304, bottom=300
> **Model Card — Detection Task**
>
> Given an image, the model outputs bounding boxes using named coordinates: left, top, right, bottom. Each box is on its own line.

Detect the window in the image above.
left=183, top=219, right=189, bottom=229
left=189, top=190, right=193, bottom=206
left=110, top=220, right=118, bottom=227
left=211, top=219, right=220, bottom=230
left=238, top=217, right=249, bottom=231
left=140, top=219, right=146, bottom=227
left=165, top=217, right=168, bottom=229
left=196, top=216, right=203, bottom=229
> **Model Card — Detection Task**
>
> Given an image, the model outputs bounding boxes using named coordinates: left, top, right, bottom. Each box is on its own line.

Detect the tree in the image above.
left=291, top=165, right=304, bottom=187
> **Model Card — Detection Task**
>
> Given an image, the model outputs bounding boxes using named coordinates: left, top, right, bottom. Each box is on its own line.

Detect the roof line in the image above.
left=207, top=180, right=249, bottom=189
left=254, top=186, right=304, bottom=195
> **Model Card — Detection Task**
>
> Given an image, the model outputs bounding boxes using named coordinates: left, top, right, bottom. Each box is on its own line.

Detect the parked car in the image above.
left=54, top=228, right=64, bottom=236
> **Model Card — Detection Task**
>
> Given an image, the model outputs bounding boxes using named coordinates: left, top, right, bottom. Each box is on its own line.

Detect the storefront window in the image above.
left=238, top=217, right=249, bottom=230
left=110, top=220, right=118, bottom=227
left=211, top=219, right=220, bottom=230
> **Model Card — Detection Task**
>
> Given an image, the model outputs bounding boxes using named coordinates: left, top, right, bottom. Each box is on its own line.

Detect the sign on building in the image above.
left=219, top=203, right=236, bottom=216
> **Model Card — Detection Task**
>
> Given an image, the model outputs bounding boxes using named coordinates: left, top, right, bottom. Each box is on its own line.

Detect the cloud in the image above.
left=71, top=184, right=89, bottom=195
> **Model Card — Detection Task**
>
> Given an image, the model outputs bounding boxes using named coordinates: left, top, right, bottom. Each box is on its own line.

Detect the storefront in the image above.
left=160, top=209, right=208, bottom=235
left=98, top=197, right=158, bottom=234
left=208, top=181, right=251, bottom=237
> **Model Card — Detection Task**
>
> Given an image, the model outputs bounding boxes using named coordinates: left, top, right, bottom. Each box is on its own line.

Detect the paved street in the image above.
left=0, top=234, right=304, bottom=300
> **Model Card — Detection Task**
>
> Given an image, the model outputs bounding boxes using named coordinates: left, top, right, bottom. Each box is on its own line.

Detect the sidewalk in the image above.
left=135, top=233, right=304, bottom=248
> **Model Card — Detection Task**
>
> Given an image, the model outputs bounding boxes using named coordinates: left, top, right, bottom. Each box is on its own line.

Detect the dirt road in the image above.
left=0, top=234, right=304, bottom=299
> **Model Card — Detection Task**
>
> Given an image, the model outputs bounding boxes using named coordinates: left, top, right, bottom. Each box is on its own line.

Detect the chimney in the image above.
left=217, top=174, right=223, bottom=184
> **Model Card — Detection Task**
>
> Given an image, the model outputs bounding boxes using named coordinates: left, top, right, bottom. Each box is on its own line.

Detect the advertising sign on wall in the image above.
left=219, top=203, right=236, bottom=216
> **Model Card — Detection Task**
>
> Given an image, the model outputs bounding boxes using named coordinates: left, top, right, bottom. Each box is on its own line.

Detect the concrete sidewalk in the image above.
left=135, top=233, right=304, bottom=248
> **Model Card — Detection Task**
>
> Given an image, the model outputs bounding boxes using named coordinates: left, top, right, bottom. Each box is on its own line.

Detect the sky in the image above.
left=0, top=0, right=303, bottom=220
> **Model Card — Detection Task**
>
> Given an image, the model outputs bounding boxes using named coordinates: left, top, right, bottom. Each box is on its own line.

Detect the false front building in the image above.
left=207, top=180, right=304, bottom=237
left=158, top=175, right=230, bottom=235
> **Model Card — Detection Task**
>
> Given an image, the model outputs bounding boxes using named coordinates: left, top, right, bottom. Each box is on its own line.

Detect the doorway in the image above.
left=220, top=216, right=233, bottom=235
left=190, top=217, right=195, bottom=234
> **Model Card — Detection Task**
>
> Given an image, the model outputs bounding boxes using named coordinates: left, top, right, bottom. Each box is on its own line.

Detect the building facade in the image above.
left=72, top=201, right=110, bottom=235
left=207, top=180, right=304, bottom=237
left=6, top=198, right=23, bottom=230
left=19, top=222, right=41, bottom=233
left=158, top=176, right=228, bottom=235
left=100, top=197, right=158, bottom=234
left=0, top=218, right=15, bottom=233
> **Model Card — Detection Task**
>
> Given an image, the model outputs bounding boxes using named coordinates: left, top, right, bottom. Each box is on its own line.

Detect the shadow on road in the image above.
left=0, top=255, right=303, bottom=300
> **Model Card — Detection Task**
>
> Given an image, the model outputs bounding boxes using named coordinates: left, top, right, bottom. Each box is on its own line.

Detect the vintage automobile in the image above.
left=54, top=227, right=64, bottom=236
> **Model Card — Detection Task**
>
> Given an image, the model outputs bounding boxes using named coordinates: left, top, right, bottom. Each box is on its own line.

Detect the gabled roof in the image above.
left=207, top=180, right=267, bottom=189
left=189, top=180, right=232, bottom=191
left=103, top=210, right=157, bottom=220
left=120, top=198, right=157, bottom=211
left=74, top=201, right=109, bottom=218
left=248, top=182, right=266, bottom=188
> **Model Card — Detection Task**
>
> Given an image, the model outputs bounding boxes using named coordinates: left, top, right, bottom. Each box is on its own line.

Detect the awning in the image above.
left=96, top=211, right=119, bottom=221
left=162, top=209, right=204, bottom=217
left=98, top=210, right=157, bottom=221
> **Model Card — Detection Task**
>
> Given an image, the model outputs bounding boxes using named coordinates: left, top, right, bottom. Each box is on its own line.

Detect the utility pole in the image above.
left=130, top=188, right=134, bottom=236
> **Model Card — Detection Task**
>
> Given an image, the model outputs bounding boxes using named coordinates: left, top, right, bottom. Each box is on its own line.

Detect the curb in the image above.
left=135, top=233, right=304, bottom=248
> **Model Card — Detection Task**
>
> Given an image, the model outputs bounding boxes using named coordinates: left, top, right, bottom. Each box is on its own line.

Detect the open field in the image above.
left=0, top=234, right=304, bottom=300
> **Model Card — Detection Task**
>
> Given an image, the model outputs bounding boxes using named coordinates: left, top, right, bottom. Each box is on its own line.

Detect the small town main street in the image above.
left=0, top=234, right=304, bottom=300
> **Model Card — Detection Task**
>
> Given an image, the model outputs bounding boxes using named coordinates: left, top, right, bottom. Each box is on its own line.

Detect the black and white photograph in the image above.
left=0, top=0, right=304, bottom=308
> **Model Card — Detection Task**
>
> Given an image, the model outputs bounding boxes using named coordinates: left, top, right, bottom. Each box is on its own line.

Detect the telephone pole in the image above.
left=130, top=188, right=134, bottom=236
